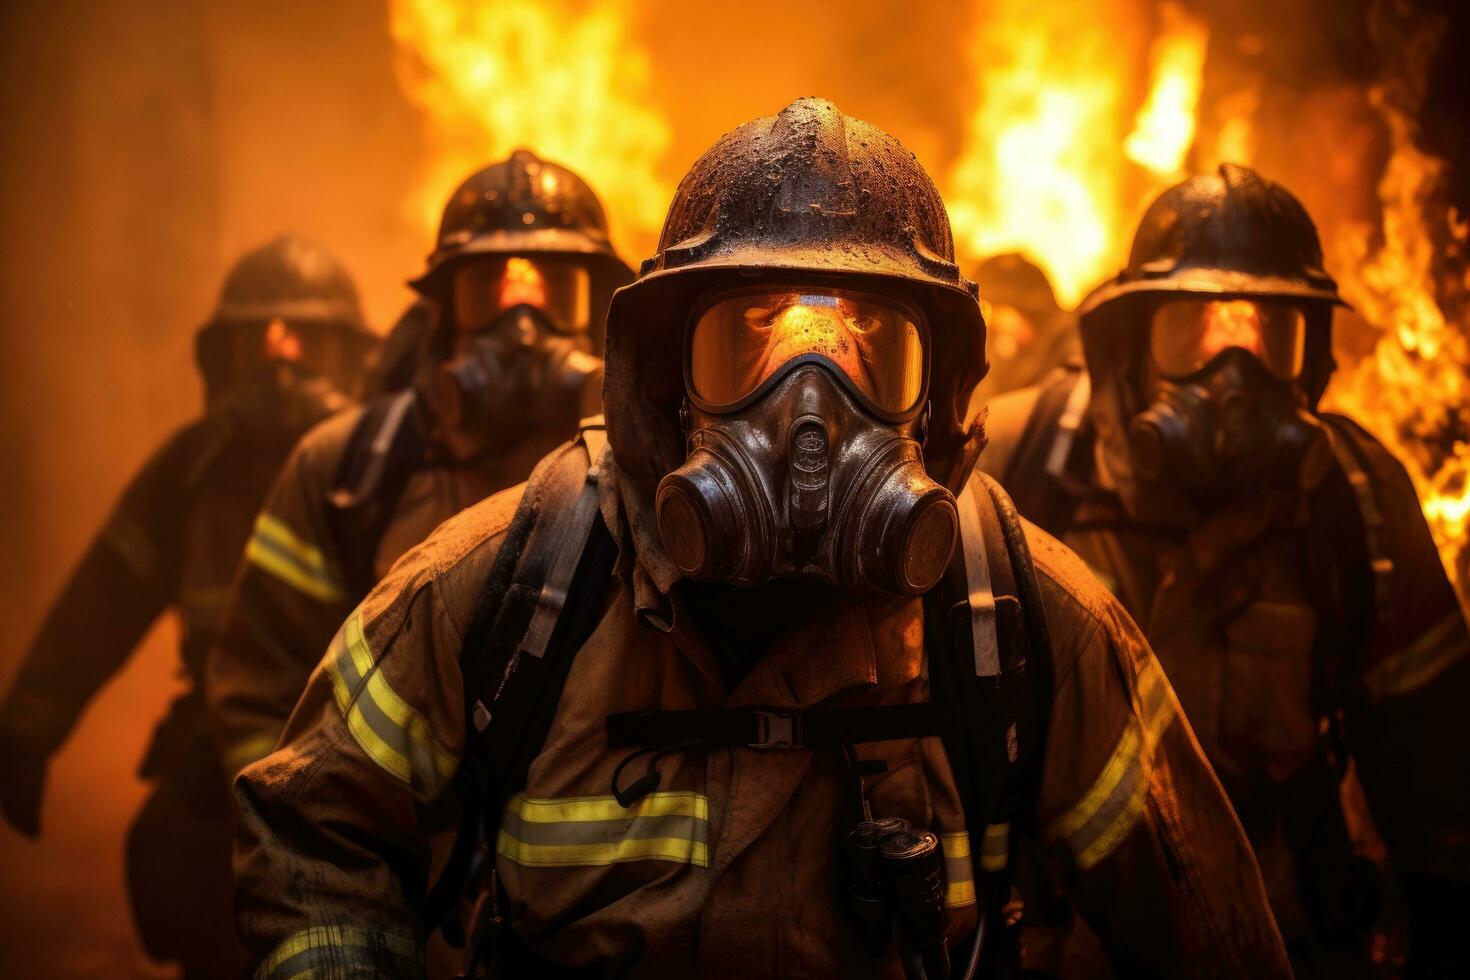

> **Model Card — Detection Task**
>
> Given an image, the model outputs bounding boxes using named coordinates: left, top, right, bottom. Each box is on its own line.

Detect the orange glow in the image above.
left=946, top=0, right=1206, bottom=308
left=499, top=256, right=548, bottom=310
left=388, top=0, right=672, bottom=261
left=1200, top=299, right=1263, bottom=357
left=1124, top=2, right=1209, bottom=177
left=1322, top=91, right=1470, bottom=595
left=263, top=318, right=302, bottom=362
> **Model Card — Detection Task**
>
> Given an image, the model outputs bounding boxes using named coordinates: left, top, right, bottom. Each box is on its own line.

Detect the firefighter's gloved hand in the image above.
left=0, top=728, right=48, bottom=837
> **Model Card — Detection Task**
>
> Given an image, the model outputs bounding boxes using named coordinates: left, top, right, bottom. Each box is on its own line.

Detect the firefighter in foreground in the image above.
left=0, top=236, right=374, bottom=979
left=233, top=100, right=1291, bottom=979
left=980, top=164, right=1470, bottom=978
left=205, top=151, right=633, bottom=782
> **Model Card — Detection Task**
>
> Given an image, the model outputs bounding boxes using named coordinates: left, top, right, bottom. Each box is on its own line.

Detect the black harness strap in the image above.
left=1002, top=366, right=1090, bottom=534
left=326, top=389, right=425, bottom=595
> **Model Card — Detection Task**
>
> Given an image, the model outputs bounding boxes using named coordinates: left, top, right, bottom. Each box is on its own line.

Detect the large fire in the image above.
left=388, top=0, right=1470, bottom=599
left=945, top=1, right=1206, bottom=307
left=388, top=0, right=672, bottom=260
left=1322, top=92, right=1470, bottom=594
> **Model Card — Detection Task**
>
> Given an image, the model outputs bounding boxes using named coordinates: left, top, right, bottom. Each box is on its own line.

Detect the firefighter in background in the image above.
left=980, top=164, right=1470, bottom=978
left=969, top=252, right=1079, bottom=397
left=0, top=235, right=375, bottom=979
left=230, top=100, right=1291, bottom=979
left=205, top=150, right=633, bottom=782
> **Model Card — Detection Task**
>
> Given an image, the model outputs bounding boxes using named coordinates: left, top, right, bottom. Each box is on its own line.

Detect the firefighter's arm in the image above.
left=1339, top=440, right=1470, bottom=970
left=1027, top=534, right=1292, bottom=978
left=234, top=491, right=516, bottom=979
left=206, top=414, right=357, bottom=780
left=0, top=427, right=194, bottom=835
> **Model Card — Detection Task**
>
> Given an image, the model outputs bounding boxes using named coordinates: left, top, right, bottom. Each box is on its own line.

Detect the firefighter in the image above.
left=0, top=235, right=375, bottom=979
left=980, top=163, right=1470, bottom=978
left=232, top=100, right=1291, bottom=979
left=968, top=253, right=1078, bottom=397
left=204, top=151, right=634, bottom=783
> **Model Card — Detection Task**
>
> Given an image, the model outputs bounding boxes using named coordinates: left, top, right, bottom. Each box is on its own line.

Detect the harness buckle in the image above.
left=751, top=710, right=802, bottom=749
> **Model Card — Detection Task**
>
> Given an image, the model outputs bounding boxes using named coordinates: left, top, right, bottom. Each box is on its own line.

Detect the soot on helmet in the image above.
left=1128, top=298, right=1330, bottom=494
left=654, top=285, right=959, bottom=599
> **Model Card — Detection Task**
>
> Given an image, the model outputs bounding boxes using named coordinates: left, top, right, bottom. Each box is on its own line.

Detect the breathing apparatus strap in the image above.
left=325, top=389, right=425, bottom=594
left=1003, top=366, right=1092, bottom=535
left=1319, top=413, right=1395, bottom=627
left=420, top=418, right=616, bottom=936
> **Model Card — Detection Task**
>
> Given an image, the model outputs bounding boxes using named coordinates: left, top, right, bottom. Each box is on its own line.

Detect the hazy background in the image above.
left=1, top=0, right=1465, bottom=975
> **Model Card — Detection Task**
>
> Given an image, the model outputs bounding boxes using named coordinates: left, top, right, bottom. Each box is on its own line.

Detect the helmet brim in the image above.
left=409, top=228, right=634, bottom=296
left=1077, top=267, right=1348, bottom=317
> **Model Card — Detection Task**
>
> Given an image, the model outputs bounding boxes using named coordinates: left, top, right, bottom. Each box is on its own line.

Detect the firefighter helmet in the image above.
left=1079, top=163, right=1344, bottom=315
left=410, top=149, right=634, bottom=297
left=605, top=97, right=987, bottom=495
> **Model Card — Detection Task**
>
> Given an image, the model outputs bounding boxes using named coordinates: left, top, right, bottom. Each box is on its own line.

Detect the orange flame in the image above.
left=1125, top=3, right=1209, bottom=178
left=946, top=0, right=1205, bottom=308
left=388, top=0, right=672, bottom=261
left=1322, top=93, right=1470, bottom=593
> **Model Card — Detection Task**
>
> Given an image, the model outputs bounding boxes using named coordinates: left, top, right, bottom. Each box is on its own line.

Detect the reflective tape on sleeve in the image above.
left=246, top=512, right=347, bottom=603
left=323, top=609, right=458, bottom=799
left=255, top=924, right=421, bottom=979
left=1363, top=611, right=1470, bottom=701
left=1047, top=655, right=1177, bottom=871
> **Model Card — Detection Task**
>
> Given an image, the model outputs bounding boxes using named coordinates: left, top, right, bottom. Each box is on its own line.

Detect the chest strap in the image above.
left=607, top=703, right=944, bottom=753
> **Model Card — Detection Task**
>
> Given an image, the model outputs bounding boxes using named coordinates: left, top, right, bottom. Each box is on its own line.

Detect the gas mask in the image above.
left=655, top=285, right=959, bottom=598
left=419, top=256, right=603, bottom=446
left=1128, top=298, right=1330, bottom=493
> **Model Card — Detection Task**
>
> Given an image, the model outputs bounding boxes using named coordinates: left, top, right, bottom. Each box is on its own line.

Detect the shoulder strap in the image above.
left=459, top=416, right=615, bottom=777
left=1319, top=413, right=1395, bottom=625
left=325, top=390, right=425, bottom=594
left=925, top=472, right=1053, bottom=964
left=1002, top=367, right=1091, bottom=533
left=421, top=418, right=615, bottom=931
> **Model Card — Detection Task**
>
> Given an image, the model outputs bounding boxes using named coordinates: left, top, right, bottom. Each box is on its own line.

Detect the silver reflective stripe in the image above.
left=1044, top=372, right=1091, bottom=479
left=519, top=422, right=609, bottom=661
left=959, top=481, right=1000, bottom=677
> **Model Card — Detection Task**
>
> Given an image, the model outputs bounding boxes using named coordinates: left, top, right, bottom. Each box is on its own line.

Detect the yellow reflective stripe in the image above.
left=497, top=832, right=710, bottom=868
left=246, top=512, right=346, bottom=602
left=223, top=730, right=281, bottom=777
left=946, top=878, right=977, bottom=908
left=497, top=791, right=712, bottom=870
left=507, top=791, right=708, bottom=824
left=255, top=924, right=420, bottom=979
left=979, top=822, right=1010, bottom=872
left=323, top=610, right=458, bottom=799
left=1048, top=655, right=1177, bottom=871
left=941, top=830, right=980, bottom=908
left=1364, top=611, right=1470, bottom=700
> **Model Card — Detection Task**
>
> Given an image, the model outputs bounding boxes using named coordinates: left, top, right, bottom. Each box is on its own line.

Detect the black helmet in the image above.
left=410, top=148, right=634, bottom=297
left=196, top=235, right=374, bottom=399
left=1079, top=163, right=1343, bottom=315
left=207, top=234, right=367, bottom=327
left=605, top=97, right=988, bottom=498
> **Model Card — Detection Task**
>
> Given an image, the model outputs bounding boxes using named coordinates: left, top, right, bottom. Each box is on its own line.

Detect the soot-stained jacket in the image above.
left=232, top=441, right=1292, bottom=979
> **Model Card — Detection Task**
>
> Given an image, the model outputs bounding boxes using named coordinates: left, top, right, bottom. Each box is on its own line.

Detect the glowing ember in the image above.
left=388, top=0, right=672, bottom=260
left=1124, top=2, right=1209, bottom=178
left=1322, top=93, right=1470, bottom=595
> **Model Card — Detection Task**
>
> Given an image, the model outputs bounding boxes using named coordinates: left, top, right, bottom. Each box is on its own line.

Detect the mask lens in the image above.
left=1149, top=298, right=1306, bottom=380
left=452, top=255, right=592, bottom=334
left=689, top=286, right=926, bottom=413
